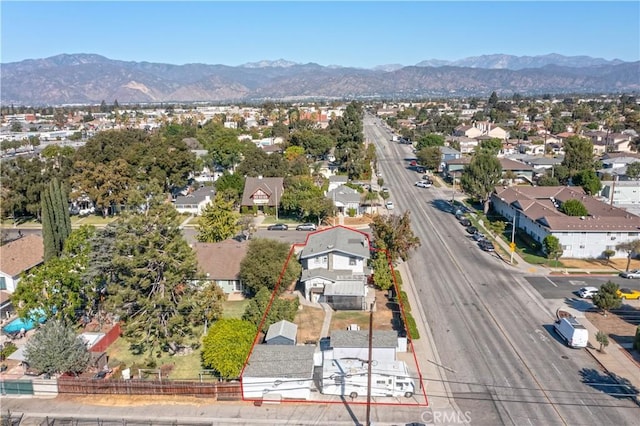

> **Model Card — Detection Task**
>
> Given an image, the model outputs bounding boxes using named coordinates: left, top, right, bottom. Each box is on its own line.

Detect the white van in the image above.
left=554, top=317, right=588, bottom=348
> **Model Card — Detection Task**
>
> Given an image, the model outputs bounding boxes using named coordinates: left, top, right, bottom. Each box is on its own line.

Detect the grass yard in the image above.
left=71, top=215, right=118, bottom=226
left=222, top=299, right=250, bottom=319
left=106, top=335, right=204, bottom=380
left=293, top=305, right=325, bottom=344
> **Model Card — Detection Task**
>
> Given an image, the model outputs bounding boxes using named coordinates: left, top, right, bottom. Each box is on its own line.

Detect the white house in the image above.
left=492, top=186, right=640, bottom=259
left=174, top=187, right=216, bottom=215
left=241, top=345, right=316, bottom=400
left=600, top=180, right=640, bottom=206
left=298, top=226, right=371, bottom=310
left=0, top=235, right=44, bottom=293
left=327, top=185, right=362, bottom=216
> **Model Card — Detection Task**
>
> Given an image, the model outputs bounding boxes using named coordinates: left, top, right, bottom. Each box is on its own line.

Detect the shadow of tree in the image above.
left=579, top=367, right=639, bottom=403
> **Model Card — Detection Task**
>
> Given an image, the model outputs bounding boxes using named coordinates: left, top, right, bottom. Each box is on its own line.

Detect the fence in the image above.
left=56, top=377, right=242, bottom=400
left=90, top=323, right=121, bottom=353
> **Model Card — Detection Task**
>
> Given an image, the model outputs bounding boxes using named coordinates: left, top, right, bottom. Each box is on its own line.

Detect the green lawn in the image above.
left=107, top=334, right=204, bottom=380
left=71, top=215, right=118, bottom=226
left=222, top=299, right=250, bottom=318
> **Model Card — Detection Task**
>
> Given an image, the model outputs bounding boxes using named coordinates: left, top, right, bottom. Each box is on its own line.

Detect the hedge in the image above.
left=404, top=312, right=420, bottom=340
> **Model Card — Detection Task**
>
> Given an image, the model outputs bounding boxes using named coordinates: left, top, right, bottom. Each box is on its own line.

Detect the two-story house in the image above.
left=0, top=234, right=44, bottom=293
left=298, top=226, right=371, bottom=310
left=240, top=176, right=284, bottom=213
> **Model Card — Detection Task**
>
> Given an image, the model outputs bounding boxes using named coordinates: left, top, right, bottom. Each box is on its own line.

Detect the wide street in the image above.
left=364, top=114, right=639, bottom=425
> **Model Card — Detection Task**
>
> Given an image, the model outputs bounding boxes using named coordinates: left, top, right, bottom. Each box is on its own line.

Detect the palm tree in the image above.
left=362, top=190, right=379, bottom=215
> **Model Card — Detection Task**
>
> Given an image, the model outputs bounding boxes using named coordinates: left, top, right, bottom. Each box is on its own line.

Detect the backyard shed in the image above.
left=265, top=320, right=297, bottom=345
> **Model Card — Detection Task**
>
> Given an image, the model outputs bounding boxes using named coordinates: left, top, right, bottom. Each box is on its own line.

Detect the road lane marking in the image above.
left=579, top=399, right=594, bottom=416
left=551, top=363, right=561, bottom=375
left=544, top=277, right=558, bottom=287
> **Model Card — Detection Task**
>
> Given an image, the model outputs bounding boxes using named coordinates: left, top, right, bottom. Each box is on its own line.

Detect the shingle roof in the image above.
left=299, top=227, right=370, bottom=260
left=192, top=240, right=248, bottom=280
left=265, top=320, right=298, bottom=343
left=327, top=185, right=361, bottom=204
left=0, top=235, right=44, bottom=277
left=330, top=330, right=398, bottom=349
left=240, top=177, right=284, bottom=207
left=175, top=187, right=215, bottom=206
left=242, top=345, right=315, bottom=378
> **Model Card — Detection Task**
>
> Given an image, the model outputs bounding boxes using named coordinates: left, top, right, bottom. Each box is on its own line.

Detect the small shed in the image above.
left=265, top=320, right=297, bottom=345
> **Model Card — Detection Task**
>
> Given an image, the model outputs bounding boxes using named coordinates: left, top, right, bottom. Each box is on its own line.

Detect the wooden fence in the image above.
left=90, top=323, right=121, bottom=353
left=57, top=377, right=242, bottom=400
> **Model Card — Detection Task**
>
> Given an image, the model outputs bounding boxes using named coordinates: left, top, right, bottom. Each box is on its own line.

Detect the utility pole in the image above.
left=365, top=299, right=375, bottom=426
left=510, top=214, right=516, bottom=264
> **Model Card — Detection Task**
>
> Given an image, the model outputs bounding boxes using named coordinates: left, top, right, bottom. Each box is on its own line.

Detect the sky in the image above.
left=1, top=1, right=639, bottom=68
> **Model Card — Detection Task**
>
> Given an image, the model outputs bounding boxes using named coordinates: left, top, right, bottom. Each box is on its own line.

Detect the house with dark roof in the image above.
left=192, top=240, right=247, bottom=296
left=492, top=186, right=640, bottom=259
left=174, top=186, right=216, bottom=215
left=265, top=320, right=297, bottom=345
left=240, top=176, right=284, bottom=213
left=328, top=330, right=401, bottom=362
left=0, top=235, right=44, bottom=293
left=241, top=345, right=316, bottom=400
left=298, top=226, right=371, bottom=310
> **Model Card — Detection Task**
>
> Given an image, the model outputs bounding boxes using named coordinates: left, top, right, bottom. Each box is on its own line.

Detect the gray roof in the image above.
left=299, top=227, right=370, bottom=260
left=240, top=177, right=284, bottom=207
left=324, top=281, right=366, bottom=296
left=329, top=175, right=348, bottom=183
left=175, top=187, right=215, bottom=206
left=265, top=320, right=298, bottom=343
left=327, top=185, right=361, bottom=204
left=330, top=330, right=398, bottom=349
left=300, top=269, right=360, bottom=283
left=242, top=345, right=315, bottom=378
left=440, top=146, right=461, bottom=156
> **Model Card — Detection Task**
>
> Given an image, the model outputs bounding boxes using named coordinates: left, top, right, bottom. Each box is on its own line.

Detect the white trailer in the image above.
left=321, top=358, right=415, bottom=399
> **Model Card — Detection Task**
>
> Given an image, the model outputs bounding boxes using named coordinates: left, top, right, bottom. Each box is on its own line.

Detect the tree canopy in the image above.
left=370, top=211, right=421, bottom=262
left=592, top=281, right=622, bottom=316
left=24, top=319, right=91, bottom=376
left=460, top=153, right=502, bottom=213
left=201, top=318, right=256, bottom=379
left=242, top=287, right=299, bottom=332
left=561, top=136, right=595, bottom=173
left=560, top=199, right=588, bottom=217
left=196, top=193, right=240, bottom=243
left=239, top=238, right=301, bottom=294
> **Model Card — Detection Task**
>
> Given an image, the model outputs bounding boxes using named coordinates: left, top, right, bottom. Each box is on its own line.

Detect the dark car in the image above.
left=465, top=226, right=478, bottom=234
left=415, top=166, right=426, bottom=173
left=479, top=240, right=495, bottom=252
left=267, top=223, right=288, bottom=231
left=296, top=223, right=317, bottom=231
left=93, top=370, right=109, bottom=380
left=459, top=218, right=472, bottom=227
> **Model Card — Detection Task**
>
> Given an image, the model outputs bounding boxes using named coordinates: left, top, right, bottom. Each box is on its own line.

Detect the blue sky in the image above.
left=2, top=1, right=638, bottom=67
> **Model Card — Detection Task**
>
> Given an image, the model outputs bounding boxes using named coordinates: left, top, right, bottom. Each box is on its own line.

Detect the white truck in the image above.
left=391, top=135, right=399, bottom=142
left=554, top=316, right=588, bottom=348
left=321, top=358, right=415, bottom=399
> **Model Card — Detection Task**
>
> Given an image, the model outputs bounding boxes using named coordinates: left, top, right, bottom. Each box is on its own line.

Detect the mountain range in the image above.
left=1, top=53, right=638, bottom=105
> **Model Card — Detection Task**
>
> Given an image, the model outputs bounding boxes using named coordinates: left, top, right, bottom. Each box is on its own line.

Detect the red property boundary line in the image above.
left=239, top=225, right=428, bottom=407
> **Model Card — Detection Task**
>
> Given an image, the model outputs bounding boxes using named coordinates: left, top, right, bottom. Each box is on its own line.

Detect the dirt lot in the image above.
left=293, top=305, right=325, bottom=344
left=585, top=309, right=640, bottom=364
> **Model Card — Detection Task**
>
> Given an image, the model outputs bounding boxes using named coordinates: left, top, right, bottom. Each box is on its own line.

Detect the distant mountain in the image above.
left=373, top=64, right=405, bottom=72
left=1, top=53, right=638, bottom=105
left=415, top=53, right=625, bottom=70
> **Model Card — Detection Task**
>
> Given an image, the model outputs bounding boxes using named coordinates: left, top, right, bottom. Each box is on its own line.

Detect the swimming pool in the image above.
left=2, top=314, right=47, bottom=334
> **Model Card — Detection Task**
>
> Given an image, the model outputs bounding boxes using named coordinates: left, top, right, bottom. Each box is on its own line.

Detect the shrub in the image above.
left=404, top=312, right=420, bottom=340
left=399, top=291, right=411, bottom=312
left=0, top=342, right=17, bottom=360
left=347, top=208, right=357, bottom=217
left=393, top=270, right=403, bottom=289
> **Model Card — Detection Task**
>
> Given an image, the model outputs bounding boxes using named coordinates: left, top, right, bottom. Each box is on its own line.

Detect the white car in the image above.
left=578, top=286, right=599, bottom=299
left=385, top=201, right=394, bottom=210
left=415, top=180, right=432, bottom=188
left=619, top=269, right=640, bottom=279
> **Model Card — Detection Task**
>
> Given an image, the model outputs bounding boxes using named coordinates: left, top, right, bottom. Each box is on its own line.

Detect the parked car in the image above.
left=616, top=288, right=640, bottom=300
left=459, top=218, right=472, bottom=227
left=578, top=286, right=599, bottom=299
left=554, top=317, right=589, bottom=348
left=381, top=187, right=389, bottom=193
left=465, top=226, right=478, bottom=234
left=267, top=223, right=288, bottom=231
left=472, top=232, right=486, bottom=241
left=415, top=166, right=426, bottom=173
left=619, top=269, right=640, bottom=279
left=296, top=223, right=317, bottom=231
left=415, top=180, right=432, bottom=188
left=385, top=201, right=395, bottom=210
left=409, top=160, right=417, bottom=167
left=478, top=240, right=495, bottom=252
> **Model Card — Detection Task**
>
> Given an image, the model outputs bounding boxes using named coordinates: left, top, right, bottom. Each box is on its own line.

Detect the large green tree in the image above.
left=561, top=136, right=594, bottom=173
left=24, top=319, right=91, bottom=376
left=242, top=287, right=299, bottom=332
left=201, top=318, right=256, bottom=379
left=196, top=193, right=240, bottom=243
left=415, top=134, right=444, bottom=150
left=239, top=238, right=301, bottom=294
left=371, top=250, right=394, bottom=291
left=103, top=203, right=201, bottom=358
left=626, top=162, right=640, bottom=180
left=370, top=211, right=421, bottom=262
left=543, top=235, right=563, bottom=266
left=280, top=176, right=334, bottom=223
left=41, top=178, right=72, bottom=260
left=460, top=153, right=502, bottom=213
left=572, top=169, right=602, bottom=195
left=416, top=147, right=442, bottom=171
left=560, top=199, right=588, bottom=217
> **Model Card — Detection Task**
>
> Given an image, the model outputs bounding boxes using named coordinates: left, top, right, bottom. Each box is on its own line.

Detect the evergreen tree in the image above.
left=41, top=178, right=71, bottom=261
left=196, top=193, right=240, bottom=243
left=24, top=319, right=91, bottom=376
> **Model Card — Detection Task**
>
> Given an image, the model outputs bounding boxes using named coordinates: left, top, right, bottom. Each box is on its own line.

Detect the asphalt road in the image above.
left=364, top=114, right=639, bottom=425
